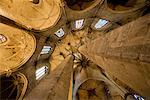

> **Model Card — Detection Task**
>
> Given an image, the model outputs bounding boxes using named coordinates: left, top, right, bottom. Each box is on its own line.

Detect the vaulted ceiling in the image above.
left=0, top=0, right=149, bottom=100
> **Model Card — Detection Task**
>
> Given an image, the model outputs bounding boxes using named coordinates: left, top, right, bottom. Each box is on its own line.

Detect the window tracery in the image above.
left=0, top=34, right=7, bottom=44
left=36, top=66, right=48, bottom=80
left=75, top=19, right=84, bottom=29
left=41, top=46, right=52, bottom=54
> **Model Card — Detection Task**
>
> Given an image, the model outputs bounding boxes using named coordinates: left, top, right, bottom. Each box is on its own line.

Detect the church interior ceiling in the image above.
left=0, top=0, right=61, bottom=30
left=0, top=23, right=36, bottom=75
left=0, top=0, right=149, bottom=99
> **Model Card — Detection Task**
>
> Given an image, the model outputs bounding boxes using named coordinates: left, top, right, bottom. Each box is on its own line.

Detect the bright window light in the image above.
left=95, top=19, right=108, bottom=29
left=55, top=28, right=65, bottom=37
left=0, top=34, right=7, bottom=44
left=134, top=94, right=144, bottom=100
left=41, top=46, right=51, bottom=54
left=75, top=19, right=84, bottom=29
left=36, top=66, right=48, bottom=80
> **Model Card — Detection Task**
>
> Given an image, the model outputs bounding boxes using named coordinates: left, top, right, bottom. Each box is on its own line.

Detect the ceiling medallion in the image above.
left=0, top=34, right=7, bottom=44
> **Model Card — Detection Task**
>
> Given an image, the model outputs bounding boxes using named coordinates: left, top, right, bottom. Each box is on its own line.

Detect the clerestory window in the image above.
left=0, top=34, right=7, bottom=44
left=36, top=66, right=48, bottom=80
left=55, top=28, right=65, bottom=38
left=40, top=46, right=51, bottom=54
left=94, top=19, right=108, bottom=29
left=75, top=19, right=84, bottom=29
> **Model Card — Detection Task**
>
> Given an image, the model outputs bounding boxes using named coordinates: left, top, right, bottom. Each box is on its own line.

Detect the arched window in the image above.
left=40, top=46, right=51, bottom=54
left=94, top=19, right=108, bottom=29
left=55, top=28, right=65, bottom=38
left=75, top=19, right=84, bottom=29
left=0, top=34, right=7, bottom=44
left=125, top=93, right=144, bottom=100
left=36, top=66, right=48, bottom=80
left=134, top=94, right=144, bottom=100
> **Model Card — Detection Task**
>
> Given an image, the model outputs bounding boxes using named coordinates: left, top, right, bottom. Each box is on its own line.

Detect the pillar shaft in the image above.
left=79, top=14, right=150, bottom=98
left=24, top=55, right=74, bottom=100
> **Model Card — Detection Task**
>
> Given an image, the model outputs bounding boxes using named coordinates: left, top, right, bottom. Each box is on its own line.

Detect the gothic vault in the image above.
left=0, top=0, right=149, bottom=100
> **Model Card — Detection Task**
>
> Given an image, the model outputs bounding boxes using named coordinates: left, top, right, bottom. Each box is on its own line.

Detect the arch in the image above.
left=73, top=65, right=127, bottom=100
left=0, top=23, right=36, bottom=75
left=0, top=0, right=61, bottom=30
left=0, top=73, right=28, bottom=100
left=65, top=0, right=104, bottom=13
left=75, top=79, right=107, bottom=100
left=106, top=0, right=146, bottom=13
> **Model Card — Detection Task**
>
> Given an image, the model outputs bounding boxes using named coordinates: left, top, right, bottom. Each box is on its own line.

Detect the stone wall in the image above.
left=24, top=55, right=74, bottom=100
left=79, top=14, right=150, bottom=99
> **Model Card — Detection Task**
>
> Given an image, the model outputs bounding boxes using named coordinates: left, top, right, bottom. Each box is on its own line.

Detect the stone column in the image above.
left=79, top=14, right=150, bottom=99
left=24, top=55, right=74, bottom=100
